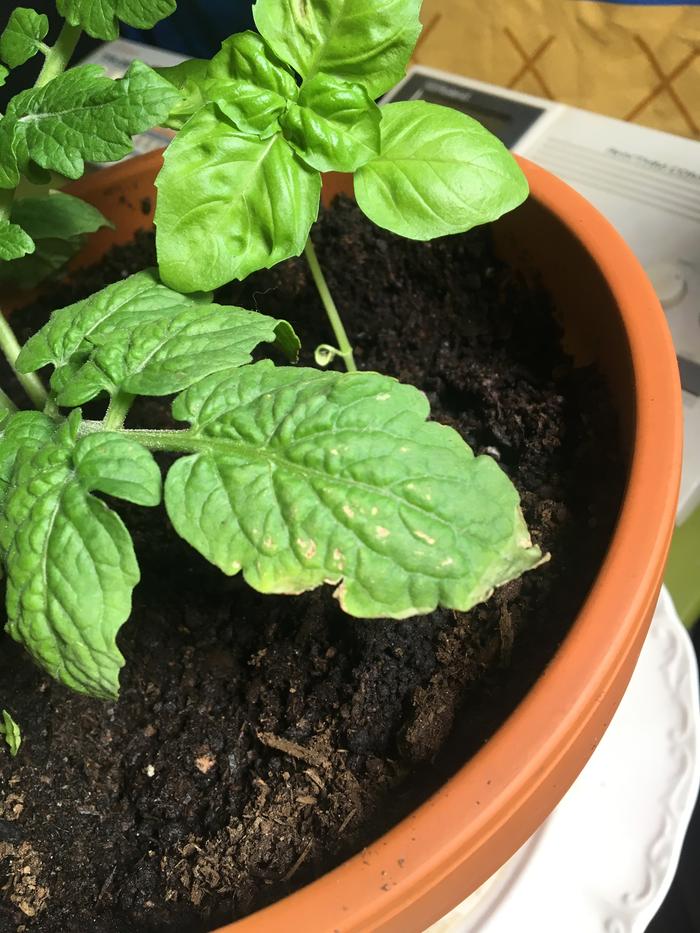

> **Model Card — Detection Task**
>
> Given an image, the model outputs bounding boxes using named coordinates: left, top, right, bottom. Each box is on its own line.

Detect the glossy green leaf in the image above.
left=253, top=0, right=422, bottom=99
left=56, top=0, right=177, bottom=41
left=205, top=32, right=297, bottom=136
left=208, top=31, right=297, bottom=98
left=0, top=710, right=21, bottom=757
left=210, top=80, right=288, bottom=138
left=54, top=301, right=299, bottom=405
left=0, top=8, right=49, bottom=68
left=0, top=192, right=111, bottom=288
left=0, top=416, right=140, bottom=698
left=3, top=61, right=179, bottom=180
left=281, top=73, right=380, bottom=172
left=0, top=64, right=8, bottom=87
left=74, top=432, right=162, bottom=506
left=165, top=361, right=542, bottom=618
left=155, top=57, right=209, bottom=130
left=155, top=105, right=320, bottom=291
left=17, top=269, right=208, bottom=375
left=0, top=220, right=34, bottom=261
left=157, top=33, right=299, bottom=135
left=156, top=57, right=209, bottom=90
left=355, top=101, right=529, bottom=240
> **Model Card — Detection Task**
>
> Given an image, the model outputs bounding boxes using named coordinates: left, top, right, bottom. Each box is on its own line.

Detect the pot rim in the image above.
left=66, top=153, right=682, bottom=933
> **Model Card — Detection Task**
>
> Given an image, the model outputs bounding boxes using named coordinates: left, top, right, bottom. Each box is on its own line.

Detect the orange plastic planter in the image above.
left=59, top=152, right=681, bottom=932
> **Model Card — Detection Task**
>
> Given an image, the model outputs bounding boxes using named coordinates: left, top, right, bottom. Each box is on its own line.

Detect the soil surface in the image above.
left=0, top=199, right=623, bottom=933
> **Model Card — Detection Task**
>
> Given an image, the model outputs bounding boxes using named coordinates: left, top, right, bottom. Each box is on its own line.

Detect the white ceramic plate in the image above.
left=427, top=587, right=700, bottom=933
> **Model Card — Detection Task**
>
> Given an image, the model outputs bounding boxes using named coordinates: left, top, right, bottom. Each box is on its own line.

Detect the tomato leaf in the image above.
left=3, top=61, right=179, bottom=179
left=0, top=192, right=111, bottom=288
left=17, top=269, right=208, bottom=375
left=0, top=220, right=34, bottom=261
left=165, top=361, right=542, bottom=618
left=0, top=7, right=49, bottom=69
left=355, top=101, right=529, bottom=240
left=53, top=302, right=300, bottom=404
left=1, top=414, right=140, bottom=699
left=73, top=432, right=162, bottom=506
left=56, top=0, right=177, bottom=42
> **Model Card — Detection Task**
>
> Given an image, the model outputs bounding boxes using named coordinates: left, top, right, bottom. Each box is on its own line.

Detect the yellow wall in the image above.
left=413, top=1, right=700, bottom=139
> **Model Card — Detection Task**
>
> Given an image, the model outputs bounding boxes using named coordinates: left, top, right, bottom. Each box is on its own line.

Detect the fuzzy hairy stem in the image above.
left=0, top=313, right=47, bottom=409
left=35, top=21, right=82, bottom=88
left=104, top=391, right=135, bottom=430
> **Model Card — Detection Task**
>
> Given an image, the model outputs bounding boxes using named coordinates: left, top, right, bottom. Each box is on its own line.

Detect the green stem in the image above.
left=34, top=22, right=82, bottom=88
left=0, top=313, right=48, bottom=410
left=80, top=421, right=197, bottom=453
left=304, top=237, right=357, bottom=373
left=104, top=391, right=135, bottom=430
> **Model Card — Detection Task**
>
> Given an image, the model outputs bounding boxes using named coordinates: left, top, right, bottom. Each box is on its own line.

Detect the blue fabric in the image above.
left=122, top=1, right=255, bottom=58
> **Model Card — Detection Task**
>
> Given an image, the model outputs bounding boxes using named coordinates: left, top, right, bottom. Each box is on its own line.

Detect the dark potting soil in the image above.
left=0, top=198, right=624, bottom=933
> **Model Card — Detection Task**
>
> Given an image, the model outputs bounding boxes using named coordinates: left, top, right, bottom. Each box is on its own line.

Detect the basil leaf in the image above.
left=155, top=58, right=209, bottom=130
left=54, top=303, right=299, bottom=404
left=56, top=0, right=176, bottom=42
left=165, top=361, right=542, bottom=618
left=155, top=105, right=320, bottom=292
left=74, top=432, right=162, bottom=506
left=253, top=0, right=422, bottom=99
left=281, top=73, right=380, bottom=173
left=192, top=33, right=298, bottom=138
left=158, top=33, right=299, bottom=136
left=355, top=101, right=529, bottom=240
left=156, top=58, right=209, bottom=91
left=208, top=31, right=298, bottom=99
left=205, top=79, right=288, bottom=138
left=0, top=220, right=34, bottom=261
left=1, top=416, right=140, bottom=699
left=0, top=192, right=111, bottom=288
left=0, top=8, right=49, bottom=69
left=4, top=61, right=179, bottom=179
left=17, top=269, right=208, bottom=375
left=0, top=65, right=8, bottom=87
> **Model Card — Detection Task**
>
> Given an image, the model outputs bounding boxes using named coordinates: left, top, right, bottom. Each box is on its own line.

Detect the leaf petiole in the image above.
left=0, top=312, right=48, bottom=409
left=104, top=390, right=135, bottom=430
left=304, top=237, right=357, bottom=373
left=34, top=21, right=82, bottom=89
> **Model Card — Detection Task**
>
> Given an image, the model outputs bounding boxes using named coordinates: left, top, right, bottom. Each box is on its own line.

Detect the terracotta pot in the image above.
left=53, top=151, right=681, bottom=931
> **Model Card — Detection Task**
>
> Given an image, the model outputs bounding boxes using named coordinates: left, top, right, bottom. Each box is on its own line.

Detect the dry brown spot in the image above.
left=0, top=841, right=48, bottom=918
left=195, top=752, right=216, bottom=775
left=0, top=792, right=24, bottom=821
